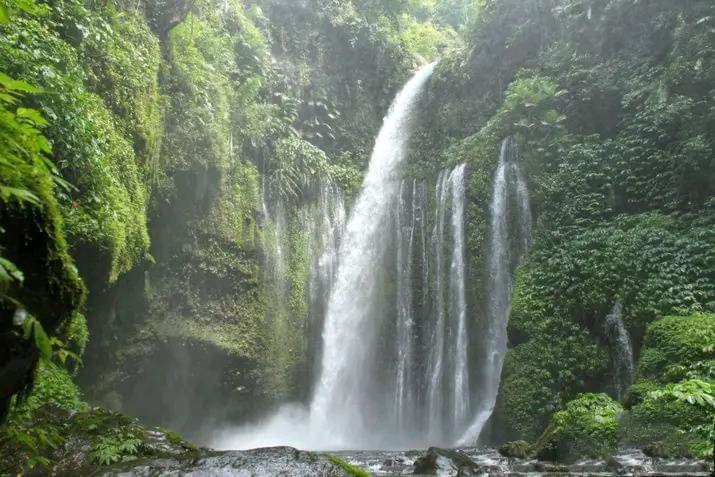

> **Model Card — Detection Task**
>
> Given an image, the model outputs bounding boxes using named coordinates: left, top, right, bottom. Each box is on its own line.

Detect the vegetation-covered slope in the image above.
left=416, top=0, right=714, bottom=457
left=0, top=0, right=460, bottom=470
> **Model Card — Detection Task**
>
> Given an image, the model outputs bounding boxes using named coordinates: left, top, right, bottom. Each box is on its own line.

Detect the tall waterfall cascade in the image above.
left=458, top=137, right=532, bottom=446
left=604, top=302, right=635, bottom=402
left=213, top=69, right=533, bottom=451
left=260, top=177, right=346, bottom=399
left=309, top=63, right=437, bottom=448
left=260, top=179, right=346, bottom=316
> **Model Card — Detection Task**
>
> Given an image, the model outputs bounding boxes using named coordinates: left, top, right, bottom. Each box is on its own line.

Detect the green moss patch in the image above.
left=535, top=393, right=622, bottom=462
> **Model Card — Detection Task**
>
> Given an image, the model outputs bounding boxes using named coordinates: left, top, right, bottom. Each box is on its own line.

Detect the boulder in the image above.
left=498, top=440, right=533, bottom=459
left=413, top=447, right=481, bottom=476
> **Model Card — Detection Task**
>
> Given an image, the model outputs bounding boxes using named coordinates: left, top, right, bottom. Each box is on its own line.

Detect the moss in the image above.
left=328, top=456, right=371, bottom=477
left=82, top=6, right=163, bottom=175
left=535, top=393, right=622, bottom=462
left=0, top=12, right=151, bottom=285
left=64, top=311, right=89, bottom=356
left=61, top=92, right=150, bottom=283
left=620, top=314, right=715, bottom=458
left=154, top=316, right=264, bottom=359
left=162, top=9, right=233, bottom=173
left=637, top=314, right=715, bottom=383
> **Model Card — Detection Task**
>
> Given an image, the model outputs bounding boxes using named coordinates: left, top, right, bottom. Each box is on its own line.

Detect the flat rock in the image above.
left=97, top=446, right=352, bottom=477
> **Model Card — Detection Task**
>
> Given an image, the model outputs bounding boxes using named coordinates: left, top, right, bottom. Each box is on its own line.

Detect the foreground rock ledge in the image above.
left=99, top=446, right=353, bottom=477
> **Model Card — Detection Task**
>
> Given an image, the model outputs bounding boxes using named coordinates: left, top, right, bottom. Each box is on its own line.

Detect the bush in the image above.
left=535, top=393, right=622, bottom=462
left=637, top=314, right=715, bottom=383
left=622, top=380, right=714, bottom=458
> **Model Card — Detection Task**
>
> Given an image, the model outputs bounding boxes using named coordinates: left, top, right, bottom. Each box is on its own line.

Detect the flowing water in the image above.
left=604, top=302, right=635, bottom=401
left=309, top=64, right=437, bottom=448
left=215, top=72, right=533, bottom=451
left=426, top=165, right=469, bottom=444
left=458, top=137, right=532, bottom=446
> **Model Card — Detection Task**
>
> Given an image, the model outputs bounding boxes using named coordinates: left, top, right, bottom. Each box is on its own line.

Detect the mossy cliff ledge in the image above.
left=1, top=0, right=419, bottom=451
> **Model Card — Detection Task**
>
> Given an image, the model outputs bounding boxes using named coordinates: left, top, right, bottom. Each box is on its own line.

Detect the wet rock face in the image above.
left=144, top=0, right=193, bottom=37
left=412, top=447, right=482, bottom=476
left=99, top=446, right=351, bottom=477
left=497, top=440, right=533, bottom=459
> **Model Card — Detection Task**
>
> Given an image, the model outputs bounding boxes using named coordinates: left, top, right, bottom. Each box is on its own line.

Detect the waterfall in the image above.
left=307, top=184, right=346, bottom=387
left=310, top=63, right=436, bottom=446
left=215, top=64, right=489, bottom=450
left=394, top=180, right=417, bottom=431
left=458, top=137, right=532, bottom=446
left=604, top=302, right=634, bottom=401
left=426, top=170, right=449, bottom=437
left=449, top=165, right=469, bottom=430
left=425, top=164, right=469, bottom=443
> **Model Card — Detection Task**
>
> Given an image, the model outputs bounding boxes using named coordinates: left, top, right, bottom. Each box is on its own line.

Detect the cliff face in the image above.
left=0, top=0, right=417, bottom=437
left=413, top=0, right=715, bottom=454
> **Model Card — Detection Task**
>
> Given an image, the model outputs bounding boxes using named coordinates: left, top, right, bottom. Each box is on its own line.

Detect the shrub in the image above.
left=535, top=393, right=621, bottom=462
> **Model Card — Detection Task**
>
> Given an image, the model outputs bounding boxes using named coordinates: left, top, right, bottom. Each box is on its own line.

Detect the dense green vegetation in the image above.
left=621, top=314, right=715, bottom=458
left=413, top=0, right=714, bottom=457
left=0, top=0, right=452, bottom=471
left=0, top=0, right=713, bottom=472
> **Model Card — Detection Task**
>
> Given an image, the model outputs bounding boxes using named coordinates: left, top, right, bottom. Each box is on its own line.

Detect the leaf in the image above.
left=0, top=185, right=41, bottom=205
left=0, top=3, right=9, bottom=23
left=32, top=320, right=52, bottom=360
left=0, top=73, right=40, bottom=93
left=17, top=107, right=48, bottom=126
left=0, top=256, right=23, bottom=283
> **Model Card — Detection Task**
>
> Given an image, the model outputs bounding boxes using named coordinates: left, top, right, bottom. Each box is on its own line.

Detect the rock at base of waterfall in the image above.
left=413, top=447, right=481, bottom=475
left=498, top=440, right=533, bottom=459
left=99, top=447, right=353, bottom=476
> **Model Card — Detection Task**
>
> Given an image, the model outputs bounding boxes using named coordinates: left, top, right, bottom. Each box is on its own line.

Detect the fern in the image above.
left=89, top=431, right=142, bottom=466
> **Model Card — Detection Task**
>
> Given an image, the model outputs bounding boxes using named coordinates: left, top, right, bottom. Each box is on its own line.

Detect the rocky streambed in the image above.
left=98, top=446, right=713, bottom=476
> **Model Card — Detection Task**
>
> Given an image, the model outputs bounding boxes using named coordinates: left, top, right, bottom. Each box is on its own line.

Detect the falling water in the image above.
left=604, top=302, right=635, bottom=401
left=215, top=64, right=489, bottom=450
left=427, top=170, right=449, bottom=438
left=426, top=165, right=469, bottom=443
left=394, top=180, right=417, bottom=431
left=459, top=137, right=532, bottom=446
left=307, top=184, right=346, bottom=386
left=449, top=165, right=469, bottom=430
left=310, top=64, right=436, bottom=447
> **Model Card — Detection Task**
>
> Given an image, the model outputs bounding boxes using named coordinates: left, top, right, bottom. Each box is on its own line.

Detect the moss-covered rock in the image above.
left=621, top=314, right=715, bottom=459
left=0, top=405, right=198, bottom=475
left=535, top=393, right=622, bottom=462
left=498, top=440, right=533, bottom=459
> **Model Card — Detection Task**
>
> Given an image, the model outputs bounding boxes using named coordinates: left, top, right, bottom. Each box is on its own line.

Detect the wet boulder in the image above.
left=413, top=447, right=481, bottom=476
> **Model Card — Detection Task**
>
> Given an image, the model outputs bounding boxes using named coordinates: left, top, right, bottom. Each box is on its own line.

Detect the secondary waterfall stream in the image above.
left=604, top=302, right=635, bottom=402
left=213, top=69, right=533, bottom=451
left=458, top=137, right=532, bottom=446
